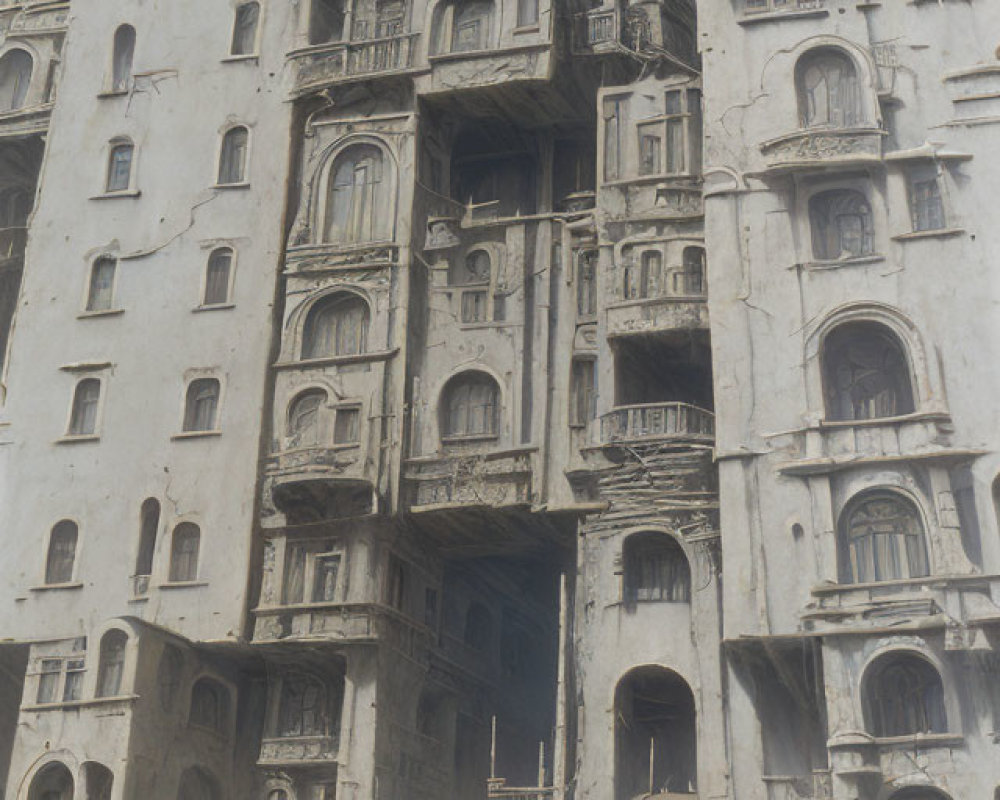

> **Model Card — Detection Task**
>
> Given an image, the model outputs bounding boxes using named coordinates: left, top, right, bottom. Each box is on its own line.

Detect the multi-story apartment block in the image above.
left=0, top=1, right=998, bottom=799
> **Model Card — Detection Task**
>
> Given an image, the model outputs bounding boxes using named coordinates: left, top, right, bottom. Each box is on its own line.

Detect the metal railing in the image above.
left=601, top=402, right=714, bottom=442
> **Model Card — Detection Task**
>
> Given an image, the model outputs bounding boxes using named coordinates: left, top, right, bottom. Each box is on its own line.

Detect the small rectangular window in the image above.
left=283, top=544, right=306, bottom=605
left=231, top=2, right=260, bottom=56
left=86, top=258, right=116, bottom=312
left=638, top=127, right=662, bottom=176
left=36, top=660, right=61, bottom=704
left=311, top=554, right=341, bottom=603
left=517, top=0, right=539, bottom=27
left=909, top=167, right=946, bottom=232
left=386, top=554, right=406, bottom=611
left=603, top=97, right=625, bottom=181
left=333, top=407, right=360, bottom=444
left=106, top=143, right=133, bottom=192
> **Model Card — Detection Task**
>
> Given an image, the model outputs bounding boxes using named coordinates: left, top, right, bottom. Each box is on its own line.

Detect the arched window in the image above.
left=623, top=531, right=691, bottom=603
left=69, top=378, right=101, bottom=435
left=463, top=601, right=492, bottom=651
left=433, top=0, right=495, bottom=53
left=809, top=189, right=874, bottom=261
left=441, top=371, right=500, bottom=438
left=28, top=762, right=73, bottom=800
left=45, top=520, right=78, bottom=585
left=83, top=763, right=114, bottom=800
left=822, top=321, right=914, bottom=421
left=278, top=674, right=327, bottom=737
left=451, top=249, right=491, bottom=286
left=177, top=767, right=220, bottom=800
left=301, top=293, right=369, bottom=359
left=796, top=48, right=862, bottom=129
left=231, top=2, right=260, bottom=56
left=112, top=25, right=135, bottom=92
left=615, top=667, right=697, bottom=800
left=268, top=791, right=290, bottom=800
left=203, top=247, right=233, bottom=306
left=324, top=144, right=389, bottom=243
left=864, top=653, right=947, bottom=737
left=86, top=257, right=117, bottom=312
left=0, top=49, right=32, bottom=111
left=190, top=678, right=229, bottom=734
left=218, top=126, right=249, bottom=185
left=170, top=523, right=201, bottom=582
left=106, top=140, right=134, bottom=193
left=310, top=0, right=346, bottom=45
left=888, top=790, right=951, bottom=800
left=135, top=498, right=160, bottom=580
left=839, top=491, right=929, bottom=584
left=183, top=378, right=220, bottom=432
left=288, top=389, right=327, bottom=447
left=96, top=629, right=128, bottom=697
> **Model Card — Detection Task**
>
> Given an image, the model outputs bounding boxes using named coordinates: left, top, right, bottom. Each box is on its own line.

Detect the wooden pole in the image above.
left=648, top=737, right=655, bottom=795
left=490, top=714, right=497, bottom=779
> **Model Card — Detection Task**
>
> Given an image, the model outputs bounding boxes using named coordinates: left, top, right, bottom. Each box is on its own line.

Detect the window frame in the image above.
left=837, top=489, right=930, bottom=585
left=808, top=186, right=876, bottom=262
left=796, top=46, right=864, bottom=130
left=216, top=124, right=251, bottom=187
left=188, top=676, right=230, bottom=736
left=83, top=256, right=119, bottom=315
left=169, top=522, right=202, bottom=583
left=95, top=629, right=129, bottom=699
left=104, top=139, right=135, bottom=194
left=440, top=370, right=501, bottom=441
left=322, top=142, right=393, bottom=245
left=200, top=246, right=236, bottom=308
left=569, top=356, right=597, bottom=428
left=635, top=87, right=702, bottom=178
left=67, top=377, right=104, bottom=438
left=906, top=164, right=948, bottom=234
left=863, top=651, right=949, bottom=738
left=280, top=539, right=347, bottom=606
left=286, top=388, right=329, bottom=449
left=300, top=291, right=370, bottom=360
left=181, top=376, right=223, bottom=434
left=0, top=47, right=34, bottom=112
left=230, top=2, right=261, bottom=58
left=622, top=531, right=692, bottom=605
left=109, top=25, right=136, bottom=94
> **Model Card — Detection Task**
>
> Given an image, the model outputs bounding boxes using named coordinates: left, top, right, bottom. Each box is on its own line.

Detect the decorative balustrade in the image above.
left=600, top=402, right=714, bottom=443
left=292, top=32, right=418, bottom=92
left=259, top=734, right=339, bottom=765
left=744, top=0, right=824, bottom=15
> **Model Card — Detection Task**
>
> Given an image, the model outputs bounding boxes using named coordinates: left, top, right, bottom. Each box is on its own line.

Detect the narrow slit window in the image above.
left=96, top=630, right=127, bottom=698
left=570, top=358, right=597, bottom=427
left=135, top=498, right=159, bottom=580
left=333, top=407, right=360, bottom=444
left=442, top=372, right=500, bottom=438
left=312, top=554, right=341, bottom=602
left=0, top=49, right=32, bottom=111
left=36, top=659, right=61, bottom=704
left=577, top=251, right=597, bottom=316
left=288, top=390, right=327, bottom=447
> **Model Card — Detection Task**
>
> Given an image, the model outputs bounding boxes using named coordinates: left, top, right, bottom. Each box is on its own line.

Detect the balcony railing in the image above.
left=744, top=0, right=823, bottom=14
left=259, top=734, right=339, bottom=765
left=292, top=32, right=418, bottom=92
left=601, top=402, right=714, bottom=443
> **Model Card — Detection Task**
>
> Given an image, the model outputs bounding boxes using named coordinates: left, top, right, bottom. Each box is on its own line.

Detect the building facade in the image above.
left=0, top=1, right=998, bottom=799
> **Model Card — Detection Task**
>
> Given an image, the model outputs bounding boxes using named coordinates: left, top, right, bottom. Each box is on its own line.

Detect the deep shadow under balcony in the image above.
left=601, top=402, right=714, bottom=444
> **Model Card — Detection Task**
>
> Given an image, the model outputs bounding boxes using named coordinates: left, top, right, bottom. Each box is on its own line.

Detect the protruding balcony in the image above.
left=403, top=448, right=536, bottom=511
left=600, top=402, right=714, bottom=444
left=759, top=127, right=886, bottom=174
left=289, top=32, right=418, bottom=95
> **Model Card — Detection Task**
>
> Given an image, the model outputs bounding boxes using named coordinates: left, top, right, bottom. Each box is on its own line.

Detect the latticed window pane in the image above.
left=867, top=655, right=947, bottom=737
left=325, top=144, right=388, bottom=243
left=87, top=258, right=116, bottom=312
left=822, top=322, right=914, bottom=421
left=203, top=249, right=232, bottom=305
left=279, top=675, right=325, bottom=736
left=444, top=373, right=499, bottom=437
left=798, top=49, right=862, bottom=127
left=62, top=660, right=84, bottom=702
left=840, top=493, right=928, bottom=584
left=106, top=144, right=133, bottom=192
left=69, top=379, right=101, bottom=435
left=170, top=523, right=201, bottom=582
left=302, top=294, right=369, bottom=358
left=461, top=290, right=488, bottom=323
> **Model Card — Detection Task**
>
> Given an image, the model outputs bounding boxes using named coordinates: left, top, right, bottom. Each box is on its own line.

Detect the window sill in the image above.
left=23, top=694, right=139, bottom=712
left=55, top=435, right=100, bottom=445
left=212, top=182, right=251, bottom=191
left=30, top=582, right=84, bottom=592
left=127, top=594, right=150, bottom=603
left=159, top=580, right=209, bottom=590
left=873, top=733, right=963, bottom=748
left=77, top=308, right=124, bottom=320
left=273, top=347, right=399, bottom=370
left=171, top=430, right=222, bottom=441
left=738, top=8, right=829, bottom=25
left=441, top=433, right=500, bottom=444
left=89, top=189, right=140, bottom=200
left=192, top=303, right=235, bottom=313
left=221, top=53, right=259, bottom=64
left=891, top=227, right=965, bottom=242
left=816, top=410, right=950, bottom=430
left=512, top=24, right=541, bottom=34
left=97, top=89, right=129, bottom=99
left=800, top=254, right=885, bottom=270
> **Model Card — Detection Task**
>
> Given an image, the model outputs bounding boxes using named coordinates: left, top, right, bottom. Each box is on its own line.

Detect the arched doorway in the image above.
left=615, top=666, right=697, bottom=799
left=27, top=762, right=73, bottom=800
